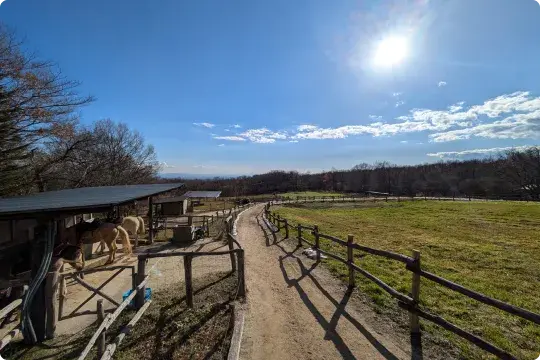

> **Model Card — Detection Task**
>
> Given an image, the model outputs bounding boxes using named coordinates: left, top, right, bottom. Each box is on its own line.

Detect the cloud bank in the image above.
left=206, top=91, right=540, bottom=152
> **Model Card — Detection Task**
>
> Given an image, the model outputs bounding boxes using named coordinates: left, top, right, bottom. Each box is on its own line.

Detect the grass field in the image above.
left=274, top=201, right=540, bottom=359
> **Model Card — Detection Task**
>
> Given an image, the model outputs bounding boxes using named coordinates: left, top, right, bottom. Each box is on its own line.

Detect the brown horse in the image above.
left=63, top=222, right=132, bottom=266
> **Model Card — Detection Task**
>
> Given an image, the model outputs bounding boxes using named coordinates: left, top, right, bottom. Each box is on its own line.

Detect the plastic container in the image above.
left=122, top=287, right=152, bottom=308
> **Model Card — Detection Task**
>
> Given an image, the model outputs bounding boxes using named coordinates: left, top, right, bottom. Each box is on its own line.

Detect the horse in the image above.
left=121, top=216, right=145, bottom=236
left=63, top=222, right=132, bottom=266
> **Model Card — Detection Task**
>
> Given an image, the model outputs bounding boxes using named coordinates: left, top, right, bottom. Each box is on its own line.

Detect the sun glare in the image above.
left=373, top=36, right=409, bottom=68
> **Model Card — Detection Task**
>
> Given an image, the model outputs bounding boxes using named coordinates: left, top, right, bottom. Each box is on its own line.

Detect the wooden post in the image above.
left=313, top=225, right=320, bottom=261
left=297, top=225, right=302, bottom=247
left=184, top=255, right=194, bottom=308
left=410, top=250, right=421, bottom=334
left=148, top=197, right=154, bottom=244
left=284, top=219, right=289, bottom=239
left=228, top=234, right=237, bottom=272
left=97, top=299, right=105, bottom=357
left=135, top=258, right=147, bottom=309
left=237, top=250, right=246, bottom=297
left=347, top=235, right=355, bottom=288
left=58, top=266, right=66, bottom=321
left=164, top=217, right=168, bottom=240
left=45, top=271, right=59, bottom=339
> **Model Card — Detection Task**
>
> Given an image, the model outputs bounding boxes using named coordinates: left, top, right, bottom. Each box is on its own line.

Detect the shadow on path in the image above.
left=256, top=211, right=407, bottom=360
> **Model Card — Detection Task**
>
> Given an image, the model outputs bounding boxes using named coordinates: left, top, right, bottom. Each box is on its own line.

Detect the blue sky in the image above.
left=1, top=0, right=540, bottom=175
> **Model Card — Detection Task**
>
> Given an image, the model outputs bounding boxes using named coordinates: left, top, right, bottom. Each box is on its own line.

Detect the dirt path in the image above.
left=236, top=204, right=411, bottom=360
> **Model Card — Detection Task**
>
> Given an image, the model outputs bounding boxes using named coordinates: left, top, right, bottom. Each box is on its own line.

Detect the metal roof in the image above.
left=154, top=195, right=188, bottom=204
left=0, top=183, right=184, bottom=219
left=183, top=191, right=222, bottom=198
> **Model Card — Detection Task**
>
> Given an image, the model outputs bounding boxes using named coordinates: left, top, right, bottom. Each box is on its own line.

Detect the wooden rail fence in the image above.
left=264, top=202, right=540, bottom=360
left=0, top=286, right=27, bottom=352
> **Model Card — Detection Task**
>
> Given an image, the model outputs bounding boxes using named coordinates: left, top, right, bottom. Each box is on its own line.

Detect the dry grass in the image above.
left=4, top=272, right=238, bottom=360
left=274, top=200, right=540, bottom=360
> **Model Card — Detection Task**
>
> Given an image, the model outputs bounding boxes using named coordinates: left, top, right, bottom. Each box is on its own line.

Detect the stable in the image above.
left=0, top=183, right=184, bottom=345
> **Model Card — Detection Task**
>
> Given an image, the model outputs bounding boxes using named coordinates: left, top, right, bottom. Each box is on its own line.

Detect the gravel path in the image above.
left=237, top=204, right=410, bottom=360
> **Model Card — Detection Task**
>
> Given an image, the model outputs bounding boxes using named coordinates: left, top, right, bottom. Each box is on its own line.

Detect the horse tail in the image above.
left=116, top=226, right=132, bottom=255
left=137, top=216, right=145, bottom=234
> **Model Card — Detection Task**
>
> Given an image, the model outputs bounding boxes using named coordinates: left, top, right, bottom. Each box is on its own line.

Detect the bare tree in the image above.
left=500, top=147, right=540, bottom=199
left=0, top=26, right=94, bottom=196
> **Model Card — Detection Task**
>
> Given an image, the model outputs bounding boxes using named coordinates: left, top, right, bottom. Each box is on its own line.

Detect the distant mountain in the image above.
left=159, top=173, right=242, bottom=180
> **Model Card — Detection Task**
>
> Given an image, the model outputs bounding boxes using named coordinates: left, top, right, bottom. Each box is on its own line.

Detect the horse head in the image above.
left=55, top=244, right=84, bottom=271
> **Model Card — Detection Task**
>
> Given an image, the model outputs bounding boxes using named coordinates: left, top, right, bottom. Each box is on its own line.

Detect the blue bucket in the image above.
left=122, top=288, right=152, bottom=308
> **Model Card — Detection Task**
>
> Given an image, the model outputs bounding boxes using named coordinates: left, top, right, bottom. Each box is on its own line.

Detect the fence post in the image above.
left=347, top=235, right=355, bottom=288
left=297, top=225, right=302, bottom=247
left=184, top=254, right=194, bottom=308
left=97, top=299, right=105, bottom=357
left=228, top=234, right=237, bottom=272
left=284, top=219, right=289, bottom=239
left=410, top=250, right=421, bottom=334
left=135, top=258, right=147, bottom=309
left=148, top=196, right=154, bottom=244
left=237, top=249, right=246, bottom=297
left=313, top=225, right=320, bottom=261
left=58, top=272, right=66, bottom=321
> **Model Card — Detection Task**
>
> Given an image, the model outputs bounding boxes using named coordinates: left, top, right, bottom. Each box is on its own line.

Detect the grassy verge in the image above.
left=5, top=272, right=238, bottom=360
left=274, top=201, right=540, bottom=359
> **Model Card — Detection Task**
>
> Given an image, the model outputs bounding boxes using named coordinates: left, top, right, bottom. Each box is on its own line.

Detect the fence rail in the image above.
left=264, top=201, right=540, bottom=360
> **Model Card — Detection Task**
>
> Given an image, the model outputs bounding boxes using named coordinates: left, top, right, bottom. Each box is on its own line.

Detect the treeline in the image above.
left=164, top=148, right=540, bottom=200
left=0, top=26, right=159, bottom=197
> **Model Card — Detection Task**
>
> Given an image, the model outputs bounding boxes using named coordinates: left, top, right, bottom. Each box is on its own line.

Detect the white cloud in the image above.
left=430, top=109, right=540, bottom=142
left=193, top=122, right=215, bottom=128
left=159, top=161, right=175, bottom=169
left=396, top=100, right=406, bottom=107
left=297, top=125, right=319, bottom=132
left=289, top=140, right=299, bottom=143
left=438, top=81, right=447, bottom=87
left=0, top=0, right=7, bottom=6
left=400, top=140, right=408, bottom=144
left=222, top=91, right=540, bottom=145
left=213, top=136, right=246, bottom=141
left=448, top=101, right=465, bottom=113
left=232, top=124, right=242, bottom=128
left=393, top=92, right=402, bottom=97
left=224, top=129, right=230, bottom=132
left=427, top=145, right=535, bottom=158
left=218, top=144, right=225, bottom=147
left=193, top=164, right=218, bottom=169
left=239, top=128, right=288, bottom=143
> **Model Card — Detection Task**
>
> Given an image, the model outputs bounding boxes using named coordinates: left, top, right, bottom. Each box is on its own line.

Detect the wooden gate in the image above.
left=58, top=265, right=135, bottom=321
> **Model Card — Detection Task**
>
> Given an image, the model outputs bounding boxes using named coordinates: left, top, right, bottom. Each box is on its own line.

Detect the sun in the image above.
left=373, top=36, right=409, bottom=68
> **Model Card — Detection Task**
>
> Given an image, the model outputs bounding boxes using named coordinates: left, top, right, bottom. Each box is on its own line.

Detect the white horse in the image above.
left=121, top=216, right=146, bottom=236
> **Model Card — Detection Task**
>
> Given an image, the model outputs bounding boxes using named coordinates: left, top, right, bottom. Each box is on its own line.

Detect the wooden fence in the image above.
left=0, top=286, right=27, bottom=352
left=78, top=203, right=251, bottom=360
left=265, top=203, right=540, bottom=360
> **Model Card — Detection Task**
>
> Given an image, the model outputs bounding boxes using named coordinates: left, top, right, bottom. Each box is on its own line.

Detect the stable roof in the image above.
left=0, top=183, right=184, bottom=219
left=183, top=191, right=221, bottom=198
left=154, top=195, right=188, bottom=204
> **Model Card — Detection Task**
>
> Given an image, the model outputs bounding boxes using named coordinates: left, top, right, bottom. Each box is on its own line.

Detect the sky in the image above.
left=1, top=0, right=540, bottom=175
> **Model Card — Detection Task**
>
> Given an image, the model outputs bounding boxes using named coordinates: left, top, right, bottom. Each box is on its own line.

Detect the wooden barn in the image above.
left=0, top=183, right=184, bottom=345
